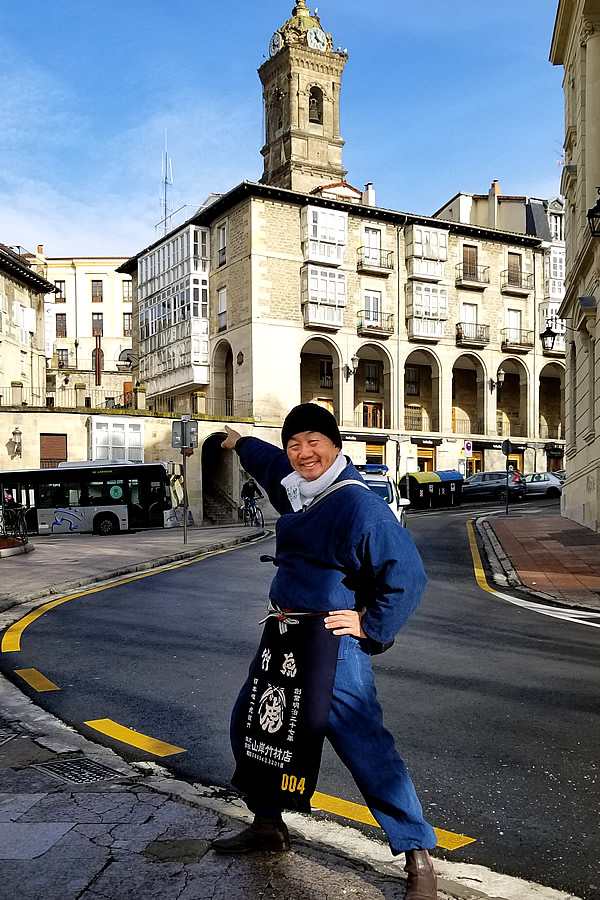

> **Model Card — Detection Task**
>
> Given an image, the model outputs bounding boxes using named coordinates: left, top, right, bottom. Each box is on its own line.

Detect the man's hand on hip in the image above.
left=324, top=609, right=366, bottom=638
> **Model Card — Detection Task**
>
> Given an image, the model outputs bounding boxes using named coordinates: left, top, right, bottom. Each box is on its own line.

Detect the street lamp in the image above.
left=587, top=187, right=600, bottom=236
left=344, top=354, right=360, bottom=381
left=11, top=427, right=22, bottom=457
left=489, top=370, right=505, bottom=393
left=539, top=323, right=558, bottom=352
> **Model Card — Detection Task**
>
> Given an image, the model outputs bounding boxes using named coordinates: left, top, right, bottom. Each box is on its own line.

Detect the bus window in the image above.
left=39, top=483, right=68, bottom=509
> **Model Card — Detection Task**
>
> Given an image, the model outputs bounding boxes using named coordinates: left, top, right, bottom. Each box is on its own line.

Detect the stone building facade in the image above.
left=0, top=243, right=53, bottom=418
left=25, top=248, right=134, bottom=408
left=551, top=0, right=600, bottom=530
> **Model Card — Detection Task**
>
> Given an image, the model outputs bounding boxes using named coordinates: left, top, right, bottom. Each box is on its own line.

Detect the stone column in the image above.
left=75, top=383, right=86, bottom=407
left=133, top=386, right=146, bottom=410
left=192, top=391, right=207, bottom=416
left=11, top=382, right=23, bottom=406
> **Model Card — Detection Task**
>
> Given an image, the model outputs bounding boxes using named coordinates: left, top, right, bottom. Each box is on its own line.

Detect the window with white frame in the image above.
left=13, top=302, right=35, bottom=345
left=217, top=287, right=227, bottom=331
left=301, top=266, right=347, bottom=306
left=364, top=227, right=381, bottom=263
left=506, top=308, right=522, bottom=342
left=406, top=283, right=448, bottom=319
left=549, top=213, right=564, bottom=241
left=301, top=207, right=347, bottom=265
left=364, top=290, right=381, bottom=325
left=406, top=226, right=448, bottom=261
left=92, top=419, right=143, bottom=462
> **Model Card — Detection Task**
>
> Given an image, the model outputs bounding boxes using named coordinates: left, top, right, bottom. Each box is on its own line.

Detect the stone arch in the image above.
left=201, top=431, right=237, bottom=525
left=495, top=356, right=530, bottom=439
left=353, top=341, right=394, bottom=429
left=300, top=335, right=343, bottom=421
left=403, top=348, right=442, bottom=433
left=451, top=352, right=486, bottom=435
left=539, top=361, right=565, bottom=441
left=212, top=339, right=234, bottom=417
left=308, top=85, right=324, bottom=125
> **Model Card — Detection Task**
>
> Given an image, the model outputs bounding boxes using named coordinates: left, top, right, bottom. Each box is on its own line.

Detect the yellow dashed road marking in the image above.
left=14, top=668, right=60, bottom=692
left=85, top=718, right=186, bottom=757
left=311, top=791, right=476, bottom=851
left=1, top=533, right=272, bottom=654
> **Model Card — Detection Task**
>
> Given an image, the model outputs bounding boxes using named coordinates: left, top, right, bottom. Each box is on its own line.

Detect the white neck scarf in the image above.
left=281, top=451, right=348, bottom=512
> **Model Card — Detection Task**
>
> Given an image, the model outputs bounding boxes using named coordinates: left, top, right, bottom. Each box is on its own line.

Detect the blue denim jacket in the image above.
left=238, top=437, right=427, bottom=646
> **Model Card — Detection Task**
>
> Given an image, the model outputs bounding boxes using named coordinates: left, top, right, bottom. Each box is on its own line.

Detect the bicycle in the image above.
left=243, top=498, right=264, bottom=528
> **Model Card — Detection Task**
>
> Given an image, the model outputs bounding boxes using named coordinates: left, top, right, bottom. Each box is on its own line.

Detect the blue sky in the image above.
left=1, top=0, right=563, bottom=257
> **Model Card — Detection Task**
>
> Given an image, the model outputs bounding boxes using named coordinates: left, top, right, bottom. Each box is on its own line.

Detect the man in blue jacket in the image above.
left=213, top=403, right=437, bottom=900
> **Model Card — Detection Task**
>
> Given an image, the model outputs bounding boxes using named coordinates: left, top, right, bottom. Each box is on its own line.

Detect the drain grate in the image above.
left=0, top=727, right=17, bottom=746
left=34, top=758, right=123, bottom=784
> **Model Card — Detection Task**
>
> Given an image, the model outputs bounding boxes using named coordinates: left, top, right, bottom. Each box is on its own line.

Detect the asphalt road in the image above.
left=2, top=507, right=599, bottom=899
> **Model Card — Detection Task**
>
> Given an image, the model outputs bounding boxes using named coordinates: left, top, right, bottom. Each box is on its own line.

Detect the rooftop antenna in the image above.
left=160, top=131, right=173, bottom=235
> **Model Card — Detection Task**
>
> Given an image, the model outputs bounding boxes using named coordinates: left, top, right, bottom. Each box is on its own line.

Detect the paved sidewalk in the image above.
left=483, top=511, right=600, bottom=610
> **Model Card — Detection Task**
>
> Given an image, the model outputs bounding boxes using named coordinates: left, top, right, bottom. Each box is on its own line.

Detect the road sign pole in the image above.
left=182, top=449, right=188, bottom=545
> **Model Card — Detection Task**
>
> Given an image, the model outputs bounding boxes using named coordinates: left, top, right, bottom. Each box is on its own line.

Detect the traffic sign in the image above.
left=464, top=440, right=472, bottom=458
left=501, top=439, right=513, bottom=456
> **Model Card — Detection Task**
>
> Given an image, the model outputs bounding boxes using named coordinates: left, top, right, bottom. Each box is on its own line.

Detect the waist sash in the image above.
left=231, top=605, right=340, bottom=813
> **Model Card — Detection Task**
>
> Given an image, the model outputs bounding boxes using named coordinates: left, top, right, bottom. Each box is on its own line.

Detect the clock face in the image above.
left=269, top=32, right=282, bottom=57
left=307, top=27, right=327, bottom=51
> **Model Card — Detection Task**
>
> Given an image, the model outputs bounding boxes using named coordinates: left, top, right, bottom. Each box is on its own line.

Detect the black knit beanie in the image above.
left=281, top=403, right=342, bottom=449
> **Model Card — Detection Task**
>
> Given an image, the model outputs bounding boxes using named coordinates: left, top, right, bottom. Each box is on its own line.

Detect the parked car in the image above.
left=522, top=472, right=563, bottom=497
left=356, top=464, right=410, bottom=526
left=462, top=470, right=527, bottom=502
left=554, top=469, right=566, bottom=480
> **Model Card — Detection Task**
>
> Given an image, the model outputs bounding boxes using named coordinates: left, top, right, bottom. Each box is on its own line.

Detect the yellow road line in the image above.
left=85, top=718, right=186, bottom=757
left=2, top=533, right=272, bottom=653
left=311, top=791, right=476, bottom=851
left=466, top=518, right=497, bottom=594
left=14, top=668, right=60, bottom=692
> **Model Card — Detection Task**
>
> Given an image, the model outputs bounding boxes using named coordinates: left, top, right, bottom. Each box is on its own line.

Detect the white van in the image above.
left=356, top=465, right=410, bottom=526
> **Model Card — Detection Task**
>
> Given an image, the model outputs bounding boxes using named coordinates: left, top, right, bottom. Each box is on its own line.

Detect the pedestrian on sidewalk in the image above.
left=213, top=404, right=437, bottom=900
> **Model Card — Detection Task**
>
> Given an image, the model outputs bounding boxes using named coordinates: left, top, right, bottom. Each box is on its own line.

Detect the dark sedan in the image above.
left=462, top=470, right=527, bottom=502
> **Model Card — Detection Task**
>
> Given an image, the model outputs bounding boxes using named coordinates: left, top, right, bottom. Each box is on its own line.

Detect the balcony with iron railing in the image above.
left=455, top=321, right=490, bottom=346
left=539, top=422, right=564, bottom=440
left=500, top=328, right=534, bottom=352
left=357, top=310, right=394, bottom=338
left=500, top=270, right=534, bottom=295
left=354, top=406, right=385, bottom=429
left=452, top=418, right=485, bottom=435
left=404, top=410, right=439, bottom=432
left=357, top=247, right=394, bottom=276
left=496, top=418, right=527, bottom=437
left=455, top=263, right=490, bottom=288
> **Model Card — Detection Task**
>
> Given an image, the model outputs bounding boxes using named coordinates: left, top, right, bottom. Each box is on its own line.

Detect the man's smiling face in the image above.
left=286, top=431, right=339, bottom=482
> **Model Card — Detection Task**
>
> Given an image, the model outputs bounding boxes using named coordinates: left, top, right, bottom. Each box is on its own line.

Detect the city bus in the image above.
left=0, top=461, right=184, bottom=536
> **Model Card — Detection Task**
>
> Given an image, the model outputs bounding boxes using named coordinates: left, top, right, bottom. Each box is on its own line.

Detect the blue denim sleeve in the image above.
left=238, top=437, right=293, bottom=515
left=346, top=520, right=428, bottom=645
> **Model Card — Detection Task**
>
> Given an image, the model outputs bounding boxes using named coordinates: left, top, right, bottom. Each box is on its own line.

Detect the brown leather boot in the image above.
left=404, top=849, right=437, bottom=899
left=212, top=816, right=291, bottom=854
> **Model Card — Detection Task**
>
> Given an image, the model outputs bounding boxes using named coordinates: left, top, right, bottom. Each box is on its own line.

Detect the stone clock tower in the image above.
left=258, top=1, right=348, bottom=192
